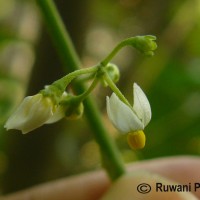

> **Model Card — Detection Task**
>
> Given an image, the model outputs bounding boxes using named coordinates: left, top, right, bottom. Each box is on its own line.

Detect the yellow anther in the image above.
left=127, top=130, right=146, bottom=150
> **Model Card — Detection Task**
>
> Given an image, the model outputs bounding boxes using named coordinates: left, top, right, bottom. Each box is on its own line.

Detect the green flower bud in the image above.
left=128, top=35, right=157, bottom=56
left=59, top=94, right=84, bottom=120
left=65, top=102, right=84, bottom=120
left=105, top=63, right=120, bottom=83
left=101, top=63, right=120, bottom=87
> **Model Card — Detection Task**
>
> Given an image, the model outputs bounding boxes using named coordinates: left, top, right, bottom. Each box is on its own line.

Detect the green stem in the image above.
left=75, top=77, right=99, bottom=102
left=53, top=65, right=99, bottom=91
left=101, top=41, right=126, bottom=66
left=64, top=77, right=99, bottom=106
left=36, top=0, right=126, bottom=180
left=103, top=72, right=131, bottom=107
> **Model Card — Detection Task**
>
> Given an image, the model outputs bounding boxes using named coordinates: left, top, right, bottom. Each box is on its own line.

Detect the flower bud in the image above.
left=65, top=102, right=84, bottom=120
left=106, top=63, right=120, bottom=82
left=128, top=35, right=157, bottom=56
left=101, top=63, right=120, bottom=87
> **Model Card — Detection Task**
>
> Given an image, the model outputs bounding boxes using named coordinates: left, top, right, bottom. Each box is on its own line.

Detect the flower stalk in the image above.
left=103, top=71, right=131, bottom=107
left=36, top=0, right=126, bottom=180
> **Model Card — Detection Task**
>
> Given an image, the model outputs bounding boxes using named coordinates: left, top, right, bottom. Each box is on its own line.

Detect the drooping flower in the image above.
left=4, top=93, right=64, bottom=134
left=106, top=83, right=151, bottom=149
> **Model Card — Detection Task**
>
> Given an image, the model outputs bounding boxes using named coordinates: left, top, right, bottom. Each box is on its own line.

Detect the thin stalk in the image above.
left=53, top=65, right=99, bottom=91
left=103, top=72, right=131, bottom=107
left=75, top=77, right=99, bottom=102
left=100, top=41, right=126, bottom=66
left=36, top=0, right=126, bottom=180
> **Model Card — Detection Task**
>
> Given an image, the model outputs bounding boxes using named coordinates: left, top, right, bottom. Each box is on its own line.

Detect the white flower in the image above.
left=106, top=83, right=151, bottom=149
left=4, top=94, right=64, bottom=134
left=106, top=83, right=151, bottom=133
left=45, top=92, right=67, bottom=124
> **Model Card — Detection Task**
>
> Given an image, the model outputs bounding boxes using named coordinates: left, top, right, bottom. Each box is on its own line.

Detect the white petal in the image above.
left=4, top=94, right=53, bottom=134
left=106, top=93, right=144, bottom=133
left=45, top=91, right=67, bottom=124
left=133, top=83, right=151, bottom=127
left=45, top=105, right=65, bottom=124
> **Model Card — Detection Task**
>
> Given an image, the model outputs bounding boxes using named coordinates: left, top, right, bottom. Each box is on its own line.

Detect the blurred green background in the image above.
left=0, top=0, right=200, bottom=194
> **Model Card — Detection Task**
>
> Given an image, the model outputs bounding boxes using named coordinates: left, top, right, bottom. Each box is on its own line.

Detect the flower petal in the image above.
left=133, top=83, right=151, bottom=127
left=4, top=94, right=53, bottom=134
left=45, top=105, right=65, bottom=124
left=106, top=93, right=144, bottom=133
left=46, top=91, right=67, bottom=123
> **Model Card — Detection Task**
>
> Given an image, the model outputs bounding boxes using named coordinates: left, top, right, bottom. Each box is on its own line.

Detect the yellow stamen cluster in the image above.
left=127, top=130, right=146, bottom=150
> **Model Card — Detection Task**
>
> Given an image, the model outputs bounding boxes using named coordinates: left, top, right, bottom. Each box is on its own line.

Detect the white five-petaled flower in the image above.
left=4, top=93, right=65, bottom=134
left=106, top=83, right=151, bottom=149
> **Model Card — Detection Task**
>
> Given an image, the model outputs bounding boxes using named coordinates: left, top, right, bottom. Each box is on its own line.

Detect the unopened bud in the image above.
left=128, top=35, right=157, bottom=56
left=105, top=63, right=120, bottom=83
left=65, top=102, right=84, bottom=120
left=101, top=63, right=120, bottom=87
